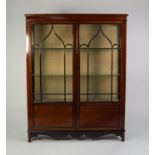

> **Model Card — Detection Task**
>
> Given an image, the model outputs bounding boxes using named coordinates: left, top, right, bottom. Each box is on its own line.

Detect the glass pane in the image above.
left=89, top=76, right=111, bottom=94
left=42, top=95, right=64, bottom=102
left=89, top=95, right=111, bottom=102
left=80, top=24, right=120, bottom=102
left=32, top=24, right=73, bottom=103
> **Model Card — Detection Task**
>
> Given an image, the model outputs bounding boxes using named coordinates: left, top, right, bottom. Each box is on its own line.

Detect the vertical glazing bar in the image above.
left=118, top=48, right=121, bottom=100
left=32, top=26, right=35, bottom=101
left=64, top=49, right=66, bottom=102
left=73, top=24, right=77, bottom=128
left=111, top=48, right=114, bottom=101
left=76, top=24, right=80, bottom=128
left=39, top=47, right=42, bottom=103
left=32, top=48, right=35, bottom=101
left=118, top=25, right=121, bottom=100
left=87, top=49, right=89, bottom=102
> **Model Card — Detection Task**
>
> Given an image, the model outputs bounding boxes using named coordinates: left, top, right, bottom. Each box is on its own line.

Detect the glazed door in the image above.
left=32, top=24, right=75, bottom=129
left=79, top=24, right=121, bottom=129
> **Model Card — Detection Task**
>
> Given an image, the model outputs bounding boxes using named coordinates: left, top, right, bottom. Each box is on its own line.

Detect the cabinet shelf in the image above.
left=33, top=74, right=72, bottom=77
left=32, top=47, right=120, bottom=50
left=80, top=48, right=120, bottom=50
left=33, top=100, right=68, bottom=103
left=32, top=47, right=73, bottom=50
left=33, top=93, right=72, bottom=95
left=33, top=93, right=119, bottom=95
left=32, top=74, right=120, bottom=77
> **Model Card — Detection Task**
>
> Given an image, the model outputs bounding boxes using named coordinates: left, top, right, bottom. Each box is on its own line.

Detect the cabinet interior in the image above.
left=32, top=24, right=121, bottom=103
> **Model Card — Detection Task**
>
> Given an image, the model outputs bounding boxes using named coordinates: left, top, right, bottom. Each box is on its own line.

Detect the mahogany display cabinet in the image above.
left=25, top=14, right=127, bottom=142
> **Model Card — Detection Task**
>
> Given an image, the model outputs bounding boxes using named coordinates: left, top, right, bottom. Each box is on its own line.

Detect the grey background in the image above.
left=6, top=0, right=149, bottom=155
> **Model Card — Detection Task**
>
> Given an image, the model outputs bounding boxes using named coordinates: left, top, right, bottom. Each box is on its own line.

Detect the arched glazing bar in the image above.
left=112, top=43, right=121, bottom=101
left=80, top=24, right=120, bottom=102
left=32, top=24, right=73, bottom=103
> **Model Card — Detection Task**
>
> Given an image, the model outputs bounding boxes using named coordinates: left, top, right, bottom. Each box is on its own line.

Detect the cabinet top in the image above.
left=25, top=14, right=128, bottom=21
left=25, top=14, right=128, bottom=16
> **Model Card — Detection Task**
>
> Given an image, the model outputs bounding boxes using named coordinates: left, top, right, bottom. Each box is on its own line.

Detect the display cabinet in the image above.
left=26, top=14, right=127, bottom=142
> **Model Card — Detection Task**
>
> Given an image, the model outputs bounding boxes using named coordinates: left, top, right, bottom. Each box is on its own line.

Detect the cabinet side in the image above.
left=119, top=18, right=127, bottom=132
left=26, top=18, right=33, bottom=132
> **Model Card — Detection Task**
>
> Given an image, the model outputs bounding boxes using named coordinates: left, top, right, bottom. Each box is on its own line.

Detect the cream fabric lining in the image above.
left=33, top=24, right=120, bottom=102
